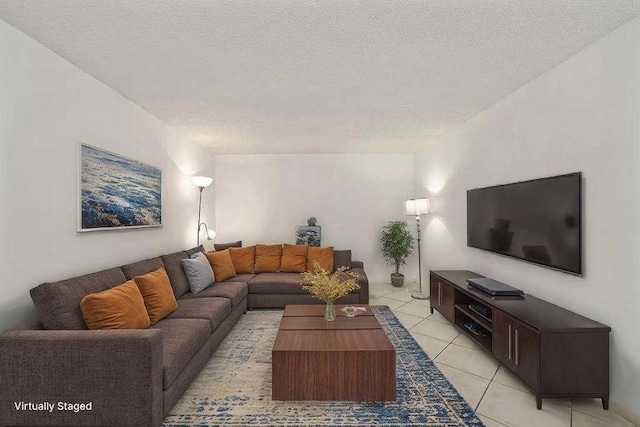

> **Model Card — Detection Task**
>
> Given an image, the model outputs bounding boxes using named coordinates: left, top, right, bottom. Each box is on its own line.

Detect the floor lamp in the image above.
left=191, top=176, right=216, bottom=246
left=405, top=198, right=430, bottom=300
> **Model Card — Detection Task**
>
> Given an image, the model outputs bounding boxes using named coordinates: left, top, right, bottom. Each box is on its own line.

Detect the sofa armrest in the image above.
left=0, top=329, right=164, bottom=427
left=349, top=264, right=369, bottom=304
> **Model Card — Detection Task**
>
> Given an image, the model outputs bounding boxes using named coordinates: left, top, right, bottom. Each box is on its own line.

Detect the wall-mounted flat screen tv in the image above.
left=467, top=172, right=582, bottom=275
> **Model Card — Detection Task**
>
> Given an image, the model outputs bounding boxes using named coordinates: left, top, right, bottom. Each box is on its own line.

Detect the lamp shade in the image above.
left=207, top=229, right=217, bottom=240
left=405, top=198, right=430, bottom=216
left=191, top=176, right=213, bottom=188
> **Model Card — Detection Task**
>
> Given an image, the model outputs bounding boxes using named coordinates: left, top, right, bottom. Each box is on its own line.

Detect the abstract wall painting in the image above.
left=79, top=144, right=162, bottom=231
left=295, top=225, right=321, bottom=246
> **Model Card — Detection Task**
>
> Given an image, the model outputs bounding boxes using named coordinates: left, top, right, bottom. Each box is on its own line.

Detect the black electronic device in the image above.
left=467, top=278, right=524, bottom=297
left=467, top=172, right=582, bottom=275
left=469, top=303, right=492, bottom=319
left=464, top=321, right=488, bottom=337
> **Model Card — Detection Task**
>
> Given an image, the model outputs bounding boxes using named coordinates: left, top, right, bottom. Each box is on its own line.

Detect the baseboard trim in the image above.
left=611, top=401, right=640, bottom=426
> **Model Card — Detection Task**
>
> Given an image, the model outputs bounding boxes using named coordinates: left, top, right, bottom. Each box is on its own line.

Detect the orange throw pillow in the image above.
left=281, top=244, right=309, bottom=273
left=307, top=246, right=334, bottom=272
left=133, top=268, right=178, bottom=325
left=255, top=244, right=283, bottom=273
left=205, top=249, right=237, bottom=282
left=229, top=246, right=256, bottom=274
left=80, top=281, right=151, bottom=330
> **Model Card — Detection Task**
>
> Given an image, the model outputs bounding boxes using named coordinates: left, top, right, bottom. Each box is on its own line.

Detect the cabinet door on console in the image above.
left=429, top=274, right=441, bottom=313
left=493, top=310, right=539, bottom=390
left=440, top=281, right=455, bottom=321
left=429, top=274, right=455, bottom=321
left=493, top=309, right=512, bottom=366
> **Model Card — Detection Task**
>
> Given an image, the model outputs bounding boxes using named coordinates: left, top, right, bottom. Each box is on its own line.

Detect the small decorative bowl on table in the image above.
left=341, top=306, right=368, bottom=318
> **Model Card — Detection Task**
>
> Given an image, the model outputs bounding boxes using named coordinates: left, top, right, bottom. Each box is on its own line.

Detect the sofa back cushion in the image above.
left=205, top=249, right=237, bottom=281
left=133, top=268, right=178, bottom=325
left=281, top=244, right=309, bottom=273
left=185, top=246, right=205, bottom=257
left=214, top=241, right=242, bottom=251
left=307, top=246, right=334, bottom=272
left=80, top=280, right=151, bottom=330
left=333, top=250, right=352, bottom=270
left=160, top=251, right=190, bottom=298
left=183, top=252, right=215, bottom=294
left=30, top=267, right=128, bottom=330
left=121, top=257, right=165, bottom=280
left=229, top=246, right=256, bottom=274
left=255, top=244, right=283, bottom=273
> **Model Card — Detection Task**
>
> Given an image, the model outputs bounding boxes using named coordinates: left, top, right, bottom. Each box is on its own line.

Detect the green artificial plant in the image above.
left=380, top=220, right=414, bottom=275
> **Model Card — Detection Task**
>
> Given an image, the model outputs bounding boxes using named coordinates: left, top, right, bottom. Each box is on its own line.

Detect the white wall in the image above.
left=415, top=17, right=640, bottom=418
left=0, top=20, right=216, bottom=331
left=215, top=154, right=416, bottom=282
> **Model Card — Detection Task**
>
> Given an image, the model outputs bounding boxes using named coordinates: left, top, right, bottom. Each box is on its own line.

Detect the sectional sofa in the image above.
left=0, top=245, right=368, bottom=427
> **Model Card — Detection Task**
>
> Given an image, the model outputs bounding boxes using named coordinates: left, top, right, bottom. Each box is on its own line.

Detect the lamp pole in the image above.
left=411, top=214, right=428, bottom=300
left=406, top=198, right=429, bottom=300
left=191, top=176, right=215, bottom=247
left=197, top=186, right=204, bottom=246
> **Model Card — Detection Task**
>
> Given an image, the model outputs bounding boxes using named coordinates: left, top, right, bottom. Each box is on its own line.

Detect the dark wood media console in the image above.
left=430, top=270, right=611, bottom=410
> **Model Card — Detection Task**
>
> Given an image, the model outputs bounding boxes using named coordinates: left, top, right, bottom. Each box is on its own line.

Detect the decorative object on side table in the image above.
left=300, top=261, right=360, bottom=321
left=191, top=176, right=216, bottom=246
left=341, top=305, right=367, bottom=318
left=295, top=225, right=321, bottom=246
left=79, top=144, right=162, bottom=231
left=307, top=217, right=317, bottom=226
left=405, top=198, right=430, bottom=299
left=380, top=220, right=414, bottom=288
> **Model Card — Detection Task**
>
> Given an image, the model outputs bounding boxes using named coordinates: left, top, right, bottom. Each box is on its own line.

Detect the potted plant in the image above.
left=381, top=220, right=414, bottom=287
left=301, top=261, right=360, bottom=321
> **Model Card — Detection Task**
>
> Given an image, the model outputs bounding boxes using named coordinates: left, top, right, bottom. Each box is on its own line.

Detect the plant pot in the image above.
left=324, top=301, right=336, bottom=321
left=391, top=273, right=404, bottom=288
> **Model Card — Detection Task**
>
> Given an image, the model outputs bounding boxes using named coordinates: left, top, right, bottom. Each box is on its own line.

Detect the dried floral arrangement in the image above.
left=301, top=261, right=360, bottom=303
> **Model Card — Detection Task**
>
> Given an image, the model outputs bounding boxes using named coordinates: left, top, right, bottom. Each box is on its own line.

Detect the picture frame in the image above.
left=78, top=143, right=162, bottom=232
left=295, top=225, right=321, bottom=246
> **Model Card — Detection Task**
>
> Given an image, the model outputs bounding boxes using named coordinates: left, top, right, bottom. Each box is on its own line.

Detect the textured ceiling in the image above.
left=1, top=1, right=639, bottom=153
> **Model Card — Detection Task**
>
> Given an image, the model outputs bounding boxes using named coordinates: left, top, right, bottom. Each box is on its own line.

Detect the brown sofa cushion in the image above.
left=151, top=318, right=210, bottom=388
left=223, top=273, right=257, bottom=283
left=122, top=257, right=165, bottom=280
left=248, top=273, right=307, bottom=294
left=80, top=281, right=151, bottom=330
left=281, top=244, right=308, bottom=273
left=166, top=297, right=231, bottom=331
left=255, top=244, right=283, bottom=273
left=214, top=241, right=242, bottom=251
left=307, top=246, right=334, bottom=272
left=333, top=249, right=352, bottom=270
left=160, top=251, right=190, bottom=298
left=30, top=267, right=128, bottom=330
left=185, top=246, right=204, bottom=257
left=133, top=268, right=178, bottom=325
left=229, top=246, right=256, bottom=274
left=181, top=282, right=248, bottom=308
left=204, top=250, right=237, bottom=282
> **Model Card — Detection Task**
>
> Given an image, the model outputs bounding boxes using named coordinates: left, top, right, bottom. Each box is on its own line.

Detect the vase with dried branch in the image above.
left=301, top=261, right=361, bottom=321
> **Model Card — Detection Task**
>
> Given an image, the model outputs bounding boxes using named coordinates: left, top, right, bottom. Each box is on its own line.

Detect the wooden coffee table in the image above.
left=272, top=304, right=396, bottom=401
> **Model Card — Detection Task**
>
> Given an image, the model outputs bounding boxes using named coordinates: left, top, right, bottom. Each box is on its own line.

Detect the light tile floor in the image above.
left=369, top=282, right=633, bottom=427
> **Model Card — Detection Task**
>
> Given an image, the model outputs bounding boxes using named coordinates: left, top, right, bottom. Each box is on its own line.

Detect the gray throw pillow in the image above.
left=182, top=252, right=215, bottom=294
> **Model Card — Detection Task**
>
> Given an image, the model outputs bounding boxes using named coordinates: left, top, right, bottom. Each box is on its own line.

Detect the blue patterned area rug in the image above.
left=163, top=306, right=483, bottom=426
